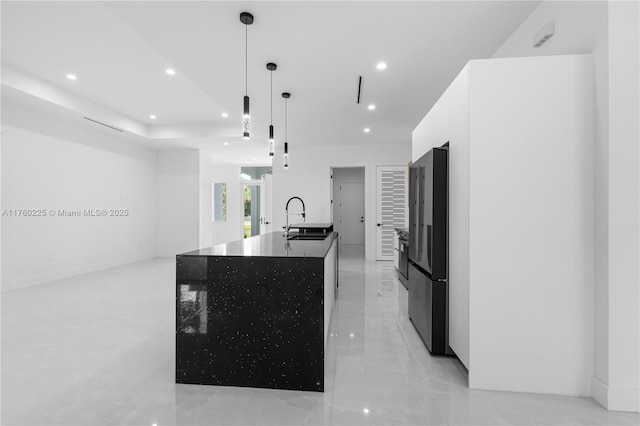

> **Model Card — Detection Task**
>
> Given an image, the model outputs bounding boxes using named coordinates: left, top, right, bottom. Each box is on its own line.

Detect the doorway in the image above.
left=242, top=183, right=265, bottom=238
left=332, top=167, right=365, bottom=258
left=240, top=166, right=273, bottom=239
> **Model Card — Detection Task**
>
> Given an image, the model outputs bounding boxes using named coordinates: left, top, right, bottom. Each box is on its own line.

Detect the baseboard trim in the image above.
left=592, top=376, right=640, bottom=412
left=2, top=252, right=157, bottom=293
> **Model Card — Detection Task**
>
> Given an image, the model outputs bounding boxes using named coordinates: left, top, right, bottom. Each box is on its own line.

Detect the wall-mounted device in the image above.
left=533, top=21, right=555, bottom=48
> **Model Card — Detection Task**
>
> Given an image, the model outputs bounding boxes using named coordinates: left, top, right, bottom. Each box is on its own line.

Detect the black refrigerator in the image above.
left=408, top=146, right=448, bottom=355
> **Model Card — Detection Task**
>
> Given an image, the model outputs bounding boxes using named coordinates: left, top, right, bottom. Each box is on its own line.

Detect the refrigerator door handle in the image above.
left=418, top=223, right=422, bottom=260
left=427, top=224, right=432, bottom=272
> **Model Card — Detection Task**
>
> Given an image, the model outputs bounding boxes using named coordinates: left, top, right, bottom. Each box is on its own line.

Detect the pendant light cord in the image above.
left=285, top=98, right=288, bottom=142
left=245, top=24, right=248, bottom=95
left=270, top=72, right=273, bottom=124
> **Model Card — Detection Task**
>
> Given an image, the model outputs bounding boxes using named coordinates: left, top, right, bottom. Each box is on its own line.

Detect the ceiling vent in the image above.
left=533, top=21, right=555, bottom=48
left=83, top=117, right=124, bottom=132
left=356, top=76, right=363, bottom=104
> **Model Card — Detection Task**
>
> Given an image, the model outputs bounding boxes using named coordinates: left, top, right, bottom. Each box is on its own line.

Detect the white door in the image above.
left=258, top=182, right=266, bottom=234
left=339, top=182, right=365, bottom=245
left=242, top=182, right=267, bottom=237
left=376, top=166, right=408, bottom=260
left=264, top=174, right=273, bottom=233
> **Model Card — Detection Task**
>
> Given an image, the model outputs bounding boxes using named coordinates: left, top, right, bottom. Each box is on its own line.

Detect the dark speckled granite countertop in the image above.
left=179, top=231, right=337, bottom=259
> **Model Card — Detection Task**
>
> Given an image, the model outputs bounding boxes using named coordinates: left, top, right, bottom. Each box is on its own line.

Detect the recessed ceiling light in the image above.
left=66, top=74, right=77, bottom=80
left=221, top=113, right=228, bottom=118
left=363, top=408, right=370, bottom=415
left=223, top=142, right=229, bottom=146
left=376, top=62, right=387, bottom=70
left=363, top=128, right=370, bottom=133
left=165, top=68, right=176, bottom=75
left=149, top=115, right=157, bottom=120
left=368, top=104, right=376, bottom=110
left=252, top=158, right=256, bottom=161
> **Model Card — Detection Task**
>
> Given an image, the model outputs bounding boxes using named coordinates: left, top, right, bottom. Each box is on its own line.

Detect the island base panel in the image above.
left=176, top=255, right=325, bottom=392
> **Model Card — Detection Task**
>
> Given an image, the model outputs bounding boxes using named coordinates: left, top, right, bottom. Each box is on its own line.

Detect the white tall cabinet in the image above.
left=413, top=54, right=595, bottom=396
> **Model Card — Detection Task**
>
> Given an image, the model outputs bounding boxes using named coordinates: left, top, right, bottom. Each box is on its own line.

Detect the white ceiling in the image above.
left=1, top=1, right=540, bottom=164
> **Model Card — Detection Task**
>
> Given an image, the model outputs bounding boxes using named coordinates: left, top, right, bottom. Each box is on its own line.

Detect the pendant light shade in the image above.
left=284, top=142, right=289, bottom=169
left=269, top=125, right=275, bottom=156
left=240, top=12, right=253, bottom=140
left=243, top=96, right=250, bottom=140
left=282, top=92, right=291, bottom=169
left=267, top=63, right=277, bottom=156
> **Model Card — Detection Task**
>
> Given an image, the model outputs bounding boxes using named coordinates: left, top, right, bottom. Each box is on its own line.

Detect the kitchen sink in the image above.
left=287, top=234, right=328, bottom=241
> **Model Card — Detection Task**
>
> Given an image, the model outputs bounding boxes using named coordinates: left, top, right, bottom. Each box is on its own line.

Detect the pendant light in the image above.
left=282, top=92, right=291, bottom=169
left=240, top=12, right=253, bottom=140
left=266, top=63, right=277, bottom=156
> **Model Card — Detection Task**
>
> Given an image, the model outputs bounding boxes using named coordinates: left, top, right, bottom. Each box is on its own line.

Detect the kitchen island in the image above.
left=175, top=231, right=338, bottom=392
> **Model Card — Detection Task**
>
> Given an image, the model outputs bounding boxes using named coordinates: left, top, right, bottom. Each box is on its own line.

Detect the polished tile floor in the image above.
left=2, top=246, right=638, bottom=425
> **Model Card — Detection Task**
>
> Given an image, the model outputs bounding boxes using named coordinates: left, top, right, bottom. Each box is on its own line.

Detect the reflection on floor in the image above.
left=338, top=243, right=365, bottom=260
left=2, top=253, right=638, bottom=425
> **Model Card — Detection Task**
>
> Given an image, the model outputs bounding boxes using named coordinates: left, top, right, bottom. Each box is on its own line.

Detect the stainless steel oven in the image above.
left=399, top=237, right=409, bottom=288
left=393, top=231, right=400, bottom=269
left=394, top=228, right=409, bottom=288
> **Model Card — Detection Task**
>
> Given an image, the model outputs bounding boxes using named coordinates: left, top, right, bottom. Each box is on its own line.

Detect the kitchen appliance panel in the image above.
left=408, top=262, right=447, bottom=354
left=407, top=145, right=449, bottom=356
left=408, top=161, right=420, bottom=263
left=431, top=149, right=448, bottom=280
left=399, top=241, right=408, bottom=278
left=413, top=149, right=448, bottom=280
left=420, top=152, right=433, bottom=274
left=408, top=262, right=429, bottom=343
left=430, top=280, right=447, bottom=354
left=393, top=230, right=400, bottom=270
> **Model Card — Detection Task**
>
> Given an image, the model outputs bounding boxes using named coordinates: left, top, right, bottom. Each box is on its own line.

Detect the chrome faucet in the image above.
left=284, top=196, right=306, bottom=237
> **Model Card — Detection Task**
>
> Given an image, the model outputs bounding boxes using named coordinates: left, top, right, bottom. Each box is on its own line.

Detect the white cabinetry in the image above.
left=412, top=55, right=595, bottom=396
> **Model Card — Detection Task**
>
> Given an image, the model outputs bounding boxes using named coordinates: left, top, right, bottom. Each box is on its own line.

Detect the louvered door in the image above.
left=376, top=166, right=408, bottom=260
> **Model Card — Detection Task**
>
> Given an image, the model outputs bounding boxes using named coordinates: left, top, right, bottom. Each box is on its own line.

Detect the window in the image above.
left=240, top=166, right=272, bottom=181
left=212, top=182, right=227, bottom=222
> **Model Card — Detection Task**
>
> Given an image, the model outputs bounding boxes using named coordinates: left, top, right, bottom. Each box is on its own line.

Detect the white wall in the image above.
left=412, top=54, right=595, bottom=397
left=199, top=151, right=213, bottom=249
left=492, top=0, right=611, bottom=397
left=157, top=149, right=199, bottom=257
left=210, top=164, right=243, bottom=247
left=272, top=144, right=410, bottom=261
left=412, top=65, right=472, bottom=370
left=0, top=94, right=3, bottom=410
left=1, top=100, right=158, bottom=292
left=412, top=86, right=451, bottom=162
left=604, top=0, right=640, bottom=412
left=468, top=55, right=594, bottom=396
left=491, top=0, right=639, bottom=411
